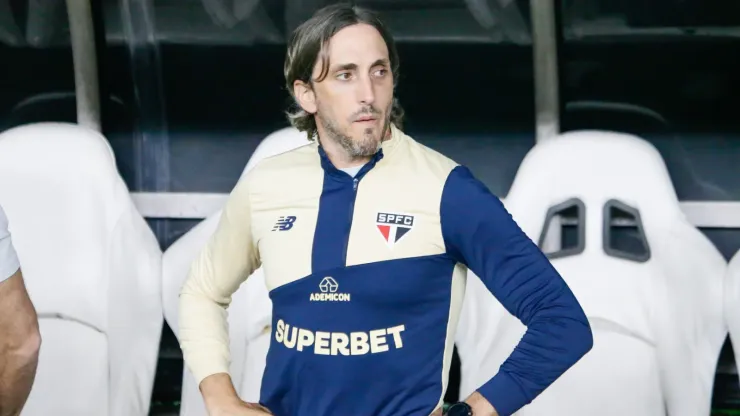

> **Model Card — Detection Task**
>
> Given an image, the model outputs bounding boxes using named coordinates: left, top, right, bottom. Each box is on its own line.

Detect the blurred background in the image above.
left=1, top=0, right=739, bottom=414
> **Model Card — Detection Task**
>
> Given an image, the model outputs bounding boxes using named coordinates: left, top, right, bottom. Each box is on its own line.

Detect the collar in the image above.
left=380, top=123, right=403, bottom=155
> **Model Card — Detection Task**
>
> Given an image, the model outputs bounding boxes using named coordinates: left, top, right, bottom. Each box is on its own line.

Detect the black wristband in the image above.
left=445, top=402, right=473, bottom=416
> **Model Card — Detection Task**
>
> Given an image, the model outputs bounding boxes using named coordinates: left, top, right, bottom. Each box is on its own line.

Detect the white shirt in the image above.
left=340, top=165, right=363, bottom=177
left=0, top=204, right=20, bottom=282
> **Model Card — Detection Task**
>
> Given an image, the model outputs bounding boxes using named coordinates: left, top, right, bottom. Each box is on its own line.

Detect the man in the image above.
left=0, top=203, right=40, bottom=416
left=179, top=3, right=593, bottom=416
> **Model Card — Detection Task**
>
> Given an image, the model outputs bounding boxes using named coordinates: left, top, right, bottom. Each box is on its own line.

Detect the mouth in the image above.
left=354, top=115, right=377, bottom=123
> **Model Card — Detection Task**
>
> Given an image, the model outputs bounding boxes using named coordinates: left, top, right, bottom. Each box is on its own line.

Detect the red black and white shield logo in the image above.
left=376, top=212, right=414, bottom=249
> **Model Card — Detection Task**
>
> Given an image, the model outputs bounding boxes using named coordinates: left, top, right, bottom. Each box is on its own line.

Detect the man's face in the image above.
left=297, top=23, right=394, bottom=159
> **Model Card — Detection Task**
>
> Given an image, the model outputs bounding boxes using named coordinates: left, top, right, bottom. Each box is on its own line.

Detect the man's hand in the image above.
left=200, top=373, right=272, bottom=416
left=210, top=399, right=272, bottom=416
left=464, top=391, right=498, bottom=416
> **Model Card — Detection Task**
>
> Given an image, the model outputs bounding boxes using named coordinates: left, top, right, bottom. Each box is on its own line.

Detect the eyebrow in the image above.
left=330, top=59, right=390, bottom=73
left=331, top=63, right=358, bottom=73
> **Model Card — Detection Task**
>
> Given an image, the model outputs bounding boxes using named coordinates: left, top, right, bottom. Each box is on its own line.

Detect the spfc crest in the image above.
left=376, top=212, right=414, bottom=248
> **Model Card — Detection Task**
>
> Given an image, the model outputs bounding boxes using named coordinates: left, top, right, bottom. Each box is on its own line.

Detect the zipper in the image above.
left=342, top=177, right=360, bottom=264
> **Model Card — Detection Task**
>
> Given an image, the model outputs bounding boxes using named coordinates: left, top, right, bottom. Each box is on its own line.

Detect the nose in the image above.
left=356, top=74, right=376, bottom=105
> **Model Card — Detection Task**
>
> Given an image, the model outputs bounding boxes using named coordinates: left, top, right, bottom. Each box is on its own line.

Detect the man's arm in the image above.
left=440, top=166, right=593, bottom=416
left=0, top=204, right=40, bottom=416
left=0, top=269, right=41, bottom=416
left=178, top=176, right=261, bottom=412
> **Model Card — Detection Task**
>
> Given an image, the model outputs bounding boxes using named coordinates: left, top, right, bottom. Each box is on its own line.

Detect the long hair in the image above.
left=284, top=3, right=404, bottom=140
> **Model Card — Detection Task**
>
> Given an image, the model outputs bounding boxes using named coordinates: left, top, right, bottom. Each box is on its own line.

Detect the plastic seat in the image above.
left=725, top=250, right=740, bottom=378
left=162, top=126, right=310, bottom=415
left=455, top=130, right=727, bottom=416
left=0, top=122, right=162, bottom=416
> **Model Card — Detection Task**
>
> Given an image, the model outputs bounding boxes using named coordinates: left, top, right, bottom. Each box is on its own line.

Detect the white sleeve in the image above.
left=0, top=204, right=20, bottom=282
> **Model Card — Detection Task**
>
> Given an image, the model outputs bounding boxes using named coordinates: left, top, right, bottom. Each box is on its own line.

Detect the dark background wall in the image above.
left=1, top=0, right=739, bottom=414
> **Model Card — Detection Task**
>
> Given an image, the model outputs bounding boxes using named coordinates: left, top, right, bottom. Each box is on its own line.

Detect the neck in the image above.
left=317, top=125, right=393, bottom=169
left=319, top=136, right=371, bottom=169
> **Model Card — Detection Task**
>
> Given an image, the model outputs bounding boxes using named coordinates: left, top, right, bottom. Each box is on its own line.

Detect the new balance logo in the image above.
left=376, top=212, right=414, bottom=249
left=272, top=216, right=297, bottom=231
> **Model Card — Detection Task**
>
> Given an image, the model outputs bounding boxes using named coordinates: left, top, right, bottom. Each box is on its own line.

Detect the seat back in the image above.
left=517, top=257, right=668, bottom=416
left=0, top=123, right=162, bottom=416
left=725, top=250, right=740, bottom=383
left=457, top=255, right=669, bottom=416
left=162, top=126, right=310, bottom=415
left=456, top=130, right=726, bottom=416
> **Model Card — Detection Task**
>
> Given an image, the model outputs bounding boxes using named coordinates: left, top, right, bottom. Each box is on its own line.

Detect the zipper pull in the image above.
left=353, top=178, right=358, bottom=191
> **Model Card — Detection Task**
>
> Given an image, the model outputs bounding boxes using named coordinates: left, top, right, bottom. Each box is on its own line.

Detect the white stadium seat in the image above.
left=0, top=123, right=163, bottom=416
left=455, top=130, right=728, bottom=416
left=455, top=263, right=508, bottom=401
left=725, top=250, right=740, bottom=378
left=162, top=126, right=310, bottom=415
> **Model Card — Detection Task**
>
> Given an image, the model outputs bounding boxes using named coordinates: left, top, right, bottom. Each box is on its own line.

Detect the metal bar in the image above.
left=131, top=192, right=227, bottom=220
left=65, top=0, right=101, bottom=131
left=530, top=0, right=560, bottom=142
left=681, top=201, right=740, bottom=229
left=129, top=192, right=740, bottom=229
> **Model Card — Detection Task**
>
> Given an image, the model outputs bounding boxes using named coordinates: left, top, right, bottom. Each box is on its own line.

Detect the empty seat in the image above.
left=0, top=122, right=162, bottom=416
left=455, top=264, right=509, bottom=400
left=726, top=250, right=740, bottom=378
left=455, top=130, right=727, bottom=416
left=162, top=126, right=310, bottom=415
left=2, top=92, right=139, bottom=190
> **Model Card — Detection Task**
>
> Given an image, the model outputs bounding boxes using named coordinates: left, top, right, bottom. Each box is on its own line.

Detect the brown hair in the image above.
left=284, top=3, right=404, bottom=140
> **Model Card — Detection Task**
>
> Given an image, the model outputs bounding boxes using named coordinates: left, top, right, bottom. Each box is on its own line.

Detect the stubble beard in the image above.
left=317, top=103, right=392, bottom=160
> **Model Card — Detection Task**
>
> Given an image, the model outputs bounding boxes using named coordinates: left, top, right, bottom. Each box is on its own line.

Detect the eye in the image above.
left=336, top=72, right=352, bottom=81
left=373, top=68, right=388, bottom=77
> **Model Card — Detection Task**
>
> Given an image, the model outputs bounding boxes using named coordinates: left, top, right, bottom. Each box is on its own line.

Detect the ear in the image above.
left=293, top=80, right=317, bottom=114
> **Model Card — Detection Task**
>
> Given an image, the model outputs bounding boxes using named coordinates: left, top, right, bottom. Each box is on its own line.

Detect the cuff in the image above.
left=185, top=352, right=231, bottom=386
left=477, top=370, right=530, bottom=416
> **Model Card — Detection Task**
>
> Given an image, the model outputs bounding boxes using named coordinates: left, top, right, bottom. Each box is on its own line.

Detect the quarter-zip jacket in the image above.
left=178, top=124, right=593, bottom=416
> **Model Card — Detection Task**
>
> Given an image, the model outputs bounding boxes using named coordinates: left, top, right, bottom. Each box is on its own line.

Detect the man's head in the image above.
left=284, top=3, right=404, bottom=159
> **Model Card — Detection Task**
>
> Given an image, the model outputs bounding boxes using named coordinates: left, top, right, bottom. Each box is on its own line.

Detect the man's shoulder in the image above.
left=398, top=131, right=494, bottom=203
left=244, top=142, right=318, bottom=182
left=236, top=142, right=321, bottom=199
left=400, top=131, right=460, bottom=182
left=250, top=142, right=317, bottom=174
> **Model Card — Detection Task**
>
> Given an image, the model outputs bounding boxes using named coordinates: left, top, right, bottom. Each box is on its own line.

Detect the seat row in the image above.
left=0, top=122, right=738, bottom=416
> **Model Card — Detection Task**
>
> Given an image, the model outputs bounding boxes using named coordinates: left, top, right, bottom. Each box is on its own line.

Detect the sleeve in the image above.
left=0, top=204, right=20, bottom=282
left=178, top=176, right=262, bottom=385
left=440, top=166, right=593, bottom=416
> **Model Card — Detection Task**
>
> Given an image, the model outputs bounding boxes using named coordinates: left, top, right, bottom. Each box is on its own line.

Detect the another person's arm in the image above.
left=0, top=208, right=41, bottom=416
left=178, top=177, right=262, bottom=413
left=440, top=166, right=593, bottom=416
